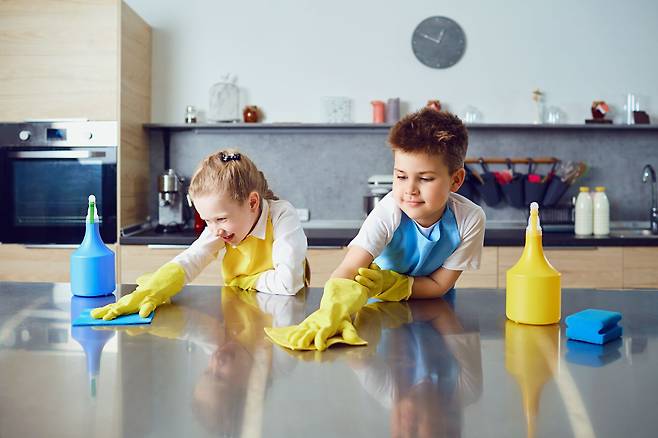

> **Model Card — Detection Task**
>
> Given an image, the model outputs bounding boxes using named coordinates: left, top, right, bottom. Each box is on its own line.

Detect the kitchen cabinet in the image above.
left=498, top=247, right=624, bottom=289
left=10, top=242, right=657, bottom=290
left=120, top=245, right=222, bottom=286
left=0, top=0, right=152, bottom=231
left=308, top=247, right=500, bottom=289
left=307, top=248, right=349, bottom=287
left=121, top=246, right=350, bottom=288
left=0, top=244, right=115, bottom=283
left=455, top=247, right=499, bottom=288
left=622, top=247, right=658, bottom=288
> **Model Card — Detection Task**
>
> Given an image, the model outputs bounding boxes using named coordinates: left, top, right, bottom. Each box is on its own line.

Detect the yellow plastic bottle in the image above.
left=506, top=202, right=561, bottom=324
left=505, top=320, right=560, bottom=438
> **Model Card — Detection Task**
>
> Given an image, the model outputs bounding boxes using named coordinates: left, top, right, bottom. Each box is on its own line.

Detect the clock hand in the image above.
left=436, top=29, right=446, bottom=44
left=419, top=33, right=441, bottom=44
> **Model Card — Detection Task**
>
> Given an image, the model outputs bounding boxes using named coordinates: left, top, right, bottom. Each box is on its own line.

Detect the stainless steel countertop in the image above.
left=1, top=282, right=657, bottom=438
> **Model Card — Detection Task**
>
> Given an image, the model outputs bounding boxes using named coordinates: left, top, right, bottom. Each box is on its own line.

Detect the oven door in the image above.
left=0, top=147, right=117, bottom=244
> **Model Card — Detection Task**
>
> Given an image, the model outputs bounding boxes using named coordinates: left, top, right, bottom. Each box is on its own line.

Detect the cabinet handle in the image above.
left=544, top=246, right=597, bottom=250
left=9, top=150, right=106, bottom=159
left=147, top=244, right=190, bottom=249
left=24, top=244, right=78, bottom=249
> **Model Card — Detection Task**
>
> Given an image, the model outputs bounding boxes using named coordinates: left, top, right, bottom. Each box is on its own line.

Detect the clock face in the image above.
left=412, top=16, right=466, bottom=69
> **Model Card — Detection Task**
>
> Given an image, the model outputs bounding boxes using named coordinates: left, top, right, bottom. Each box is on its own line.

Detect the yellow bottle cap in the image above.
left=595, top=186, right=605, bottom=192
left=579, top=186, right=590, bottom=192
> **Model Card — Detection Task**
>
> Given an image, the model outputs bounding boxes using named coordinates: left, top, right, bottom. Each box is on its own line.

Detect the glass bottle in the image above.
left=593, top=186, right=610, bottom=236
left=185, top=105, right=197, bottom=123
left=574, top=187, right=593, bottom=236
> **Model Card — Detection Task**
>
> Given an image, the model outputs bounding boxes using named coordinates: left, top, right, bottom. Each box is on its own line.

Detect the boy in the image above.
left=265, top=108, right=485, bottom=351
left=333, top=108, right=485, bottom=299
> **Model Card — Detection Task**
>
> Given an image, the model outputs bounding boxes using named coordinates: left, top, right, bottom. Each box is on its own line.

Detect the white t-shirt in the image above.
left=349, top=192, right=486, bottom=272
left=171, top=199, right=308, bottom=295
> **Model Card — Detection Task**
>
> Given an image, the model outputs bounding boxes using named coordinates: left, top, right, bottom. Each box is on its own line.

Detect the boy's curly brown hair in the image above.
left=388, top=108, right=468, bottom=173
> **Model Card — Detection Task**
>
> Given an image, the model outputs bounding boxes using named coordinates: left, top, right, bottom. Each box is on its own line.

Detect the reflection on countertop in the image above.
left=1, top=282, right=656, bottom=437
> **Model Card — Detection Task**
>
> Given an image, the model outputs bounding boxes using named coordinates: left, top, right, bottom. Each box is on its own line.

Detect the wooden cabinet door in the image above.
left=455, top=247, right=498, bottom=289
left=122, top=246, right=348, bottom=288
left=120, top=245, right=222, bottom=286
left=498, top=247, right=623, bottom=289
left=0, top=244, right=114, bottom=283
left=306, top=248, right=349, bottom=287
left=0, top=0, right=119, bottom=121
left=623, top=247, right=658, bottom=289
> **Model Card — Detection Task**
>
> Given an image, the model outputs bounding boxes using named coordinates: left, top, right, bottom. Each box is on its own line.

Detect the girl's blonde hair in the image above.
left=188, top=149, right=278, bottom=203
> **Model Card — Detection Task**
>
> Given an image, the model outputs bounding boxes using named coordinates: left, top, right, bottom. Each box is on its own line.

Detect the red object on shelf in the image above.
left=528, top=174, right=542, bottom=183
left=193, top=209, right=206, bottom=236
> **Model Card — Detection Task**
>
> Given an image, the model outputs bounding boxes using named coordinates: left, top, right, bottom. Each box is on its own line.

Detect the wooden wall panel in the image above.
left=118, top=2, right=151, bottom=229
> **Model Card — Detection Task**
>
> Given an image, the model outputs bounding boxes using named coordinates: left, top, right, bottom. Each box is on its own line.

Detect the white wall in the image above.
left=125, top=0, right=658, bottom=124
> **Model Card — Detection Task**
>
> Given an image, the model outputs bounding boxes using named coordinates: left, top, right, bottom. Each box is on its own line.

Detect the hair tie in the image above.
left=219, top=152, right=241, bottom=162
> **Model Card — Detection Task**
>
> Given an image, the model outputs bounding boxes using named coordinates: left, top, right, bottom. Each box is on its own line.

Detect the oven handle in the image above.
left=8, top=150, right=106, bottom=159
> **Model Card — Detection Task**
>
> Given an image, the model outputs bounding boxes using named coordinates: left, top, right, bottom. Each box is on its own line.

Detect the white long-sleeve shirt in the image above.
left=171, top=199, right=308, bottom=295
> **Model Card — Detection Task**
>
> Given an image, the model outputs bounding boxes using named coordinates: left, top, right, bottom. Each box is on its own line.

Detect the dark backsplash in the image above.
left=148, top=125, right=658, bottom=223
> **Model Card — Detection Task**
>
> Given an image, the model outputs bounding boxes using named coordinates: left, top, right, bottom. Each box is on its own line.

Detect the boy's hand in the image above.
left=355, top=264, right=413, bottom=302
left=355, top=264, right=385, bottom=296
left=91, top=263, right=185, bottom=320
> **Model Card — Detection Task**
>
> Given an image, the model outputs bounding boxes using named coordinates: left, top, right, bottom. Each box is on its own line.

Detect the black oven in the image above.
left=0, top=121, right=117, bottom=244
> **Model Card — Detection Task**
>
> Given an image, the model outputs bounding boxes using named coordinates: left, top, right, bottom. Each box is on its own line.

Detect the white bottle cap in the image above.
left=86, top=194, right=100, bottom=223
left=526, top=202, right=542, bottom=232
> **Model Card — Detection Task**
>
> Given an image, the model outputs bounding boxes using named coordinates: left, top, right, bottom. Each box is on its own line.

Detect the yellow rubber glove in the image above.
left=264, top=278, right=370, bottom=351
left=354, top=263, right=413, bottom=301
left=226, top=272, right=260, bottom=291
left=91, top=263, right=186, bottom=320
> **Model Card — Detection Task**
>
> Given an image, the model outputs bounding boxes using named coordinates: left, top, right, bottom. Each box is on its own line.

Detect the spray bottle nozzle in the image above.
left=86, top=194, right=100, bottom=224
left=526, top=202, right=542, bottom=233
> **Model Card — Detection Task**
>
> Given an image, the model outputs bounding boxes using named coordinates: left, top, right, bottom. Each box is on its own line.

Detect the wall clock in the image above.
left=412, top=16, right=466, bottom=69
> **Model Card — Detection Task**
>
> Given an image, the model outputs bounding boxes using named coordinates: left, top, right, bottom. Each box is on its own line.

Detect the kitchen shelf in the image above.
left=144, top=122, right=658, bottom=133
left=145, top=121, right=658, bottom=170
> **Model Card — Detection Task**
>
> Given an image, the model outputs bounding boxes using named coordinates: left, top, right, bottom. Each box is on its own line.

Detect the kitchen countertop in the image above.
left=1, top=282, right=657, bottom=437
left=120, top=221, right=658, bottom=247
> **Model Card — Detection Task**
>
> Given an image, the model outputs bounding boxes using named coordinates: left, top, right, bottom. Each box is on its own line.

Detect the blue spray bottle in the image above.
left=70, top=195, right=116, bottom=297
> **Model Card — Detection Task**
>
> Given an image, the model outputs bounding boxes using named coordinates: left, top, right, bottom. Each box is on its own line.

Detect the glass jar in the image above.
left=209, top=75, right=240, bottom=122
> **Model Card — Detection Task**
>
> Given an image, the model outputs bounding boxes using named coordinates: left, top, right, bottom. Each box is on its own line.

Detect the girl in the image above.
left=92, top=149, right=308, bottom=320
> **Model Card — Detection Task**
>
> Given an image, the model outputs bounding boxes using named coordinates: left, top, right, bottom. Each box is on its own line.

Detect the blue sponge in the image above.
left=565, top=309, right=622, bottom=345
left=72, top=309, right=154, bottom=326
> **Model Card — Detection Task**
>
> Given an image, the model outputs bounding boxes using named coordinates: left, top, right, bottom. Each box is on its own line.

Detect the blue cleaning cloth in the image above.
left=72, top=309, right=154, bottom=326
left=566, top=338, right=622, bottom=367
left=565, top=309, right=622, bottom=344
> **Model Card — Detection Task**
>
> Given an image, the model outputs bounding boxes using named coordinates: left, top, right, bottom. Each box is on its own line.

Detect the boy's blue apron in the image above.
left=374, top=206, right=461, bottom=277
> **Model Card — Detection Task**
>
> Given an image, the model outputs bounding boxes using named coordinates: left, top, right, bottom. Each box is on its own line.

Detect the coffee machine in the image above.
left=156, top=169, right=186, bottom=233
